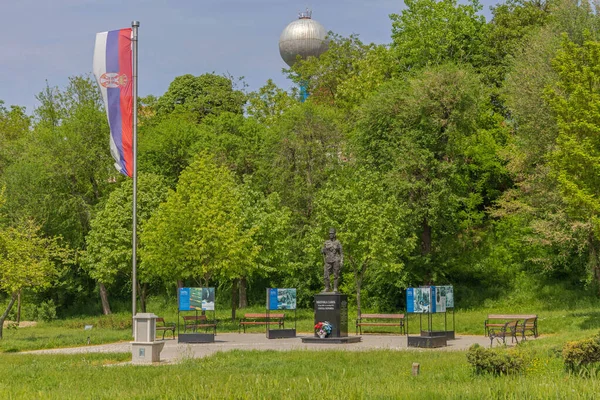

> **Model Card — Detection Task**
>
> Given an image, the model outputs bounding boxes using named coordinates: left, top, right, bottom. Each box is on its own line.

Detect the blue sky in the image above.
left=0, top=0, right=501, bottom=114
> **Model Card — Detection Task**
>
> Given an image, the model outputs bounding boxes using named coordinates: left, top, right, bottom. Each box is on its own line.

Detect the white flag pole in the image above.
left=132, top=20, right=139, bottom=327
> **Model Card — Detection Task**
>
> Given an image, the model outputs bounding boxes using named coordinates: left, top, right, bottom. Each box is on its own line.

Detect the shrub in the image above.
left=466, top=344, right=525, bottom=375
left=38, top=300, right=57, bottom=322
left=563, top=332, right=600, bottom=372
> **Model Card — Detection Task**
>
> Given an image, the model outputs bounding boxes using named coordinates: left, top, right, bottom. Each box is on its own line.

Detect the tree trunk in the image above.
left=0, top=292, right=18, bottom=340
left=239, top=277, right=247, bottom=309
left=177, top=280, right=184, bottom=289
left=589, top=232, right=600, bottom=296
left=137, top=282, right=147, bottom=313
left=231, top=279, right=239, bottom=322
left=356, top=274, right=362, bottom=319
left=99, top=282, right=112, bottom=315
left=421, top=218, right=432, bottom=256
left=16, top=290, right=21, bottom=324
left=355, top=260, right=368, bottom=319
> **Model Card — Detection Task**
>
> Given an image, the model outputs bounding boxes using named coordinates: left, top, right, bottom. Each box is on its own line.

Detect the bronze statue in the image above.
left=321, top=228, right=343, bottom=292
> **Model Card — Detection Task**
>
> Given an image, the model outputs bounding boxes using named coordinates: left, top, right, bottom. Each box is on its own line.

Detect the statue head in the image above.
left=328, top=227, right=336, bottom=239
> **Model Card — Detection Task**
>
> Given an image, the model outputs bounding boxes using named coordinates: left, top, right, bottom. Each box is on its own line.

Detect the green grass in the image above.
left=1, top=343, right=600, bottom=399
left=2, top=300, right=600, bottom=398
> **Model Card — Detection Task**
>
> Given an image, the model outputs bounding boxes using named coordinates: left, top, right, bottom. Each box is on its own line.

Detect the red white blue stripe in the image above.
left=93, top=28, right=133, bottom=177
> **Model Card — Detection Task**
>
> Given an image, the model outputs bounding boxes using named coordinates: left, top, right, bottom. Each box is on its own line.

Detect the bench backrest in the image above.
left=360, top=313, right=405, bottom=319
left=244, top=313, right=284, bottom=319
left=183, top=315, right=208, bottom=321
left=487, top=314, right=537, bottom=320
left=156, top=317, right=165, bottom=325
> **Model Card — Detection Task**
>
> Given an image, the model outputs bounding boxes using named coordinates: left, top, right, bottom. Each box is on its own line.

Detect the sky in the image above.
left=0, top=0, right=501, bottom=115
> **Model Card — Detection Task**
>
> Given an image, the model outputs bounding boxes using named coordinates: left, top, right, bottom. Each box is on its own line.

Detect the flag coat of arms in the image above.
left=93, top=28, right=133, bottom=177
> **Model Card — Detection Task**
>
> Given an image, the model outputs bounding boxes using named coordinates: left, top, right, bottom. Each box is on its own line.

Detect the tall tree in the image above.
left=354, top=64, right=508, bottom=283
left=390, top=0, right=487, bottom=72
left=155, top=73, right=246, bottom=123
left=82, top=173, right=169, bottom=314
left=544, top=37, right=600, bottom=290
left=141, top=153, right=259, bottom=319
left=311, top=165, right=415, bottom=315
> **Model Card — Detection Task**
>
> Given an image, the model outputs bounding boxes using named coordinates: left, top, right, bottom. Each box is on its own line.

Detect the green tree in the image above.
left=138, top=116, right=206, bottom=186
left=155, top=73, right=246, bottom=122
left=544, top=37, right=600, bottom=289
left=390, top=0, right=487, bottom=72
left=0, top=219, right=65, bottom=339
left=82, top=173, right=169, bottom=314
left=246, top=79, right=297, bottom=126
left=311, top=166, right=415, bottom=314
left=0, top=101, right=30, bottom=175
left=286, top=33, right=383, bottom=109
left=141, top=153, right=259, bottom=319
left=266, top=102, right=344, bottom=224
left=354, top=64, right=508, bottom=284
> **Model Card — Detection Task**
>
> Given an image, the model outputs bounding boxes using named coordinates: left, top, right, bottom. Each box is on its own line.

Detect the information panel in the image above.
left=436, top=285, right=454, bottom=308
left=267, top=288, right=297, bottom=310
left=406, top=287, right=431, bottom=313
left=178, top=287, right=215, bottom=311
left=407, top=286, right=454, bottom=313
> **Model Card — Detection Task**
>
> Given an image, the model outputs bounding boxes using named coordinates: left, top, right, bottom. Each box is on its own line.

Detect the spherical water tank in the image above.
left=279, top=11, right=328, bottom=67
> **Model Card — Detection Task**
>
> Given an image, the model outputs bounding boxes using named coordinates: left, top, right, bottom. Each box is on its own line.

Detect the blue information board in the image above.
left=266, top=288, right=297, bottom=310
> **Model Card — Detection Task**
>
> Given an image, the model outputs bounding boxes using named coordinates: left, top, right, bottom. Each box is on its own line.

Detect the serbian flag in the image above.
left=93, top=28, right=133, bottom=177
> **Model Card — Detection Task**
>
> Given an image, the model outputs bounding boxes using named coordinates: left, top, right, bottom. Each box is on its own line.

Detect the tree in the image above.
left=0, top=219, right=65, bottom=339
left=311, top=166, right=415, bottom=315
left=354, top=64, right=508, bottom=284
left=82, top=173, right=169, bottom=314
left=0, top=101, right=30, bottom=175
left=246, top=79, right=297, bottom=126
left=138, top=116, right=206, bottom=186
left=543, top=36, right=600, bottom=289
left=390, top=0, right=487, bottom=72
left=286, top=33, right=382, bottom=109
left=155, top=73, right=246, bottom=122
left=141, top=153, right=259, bottom=319
left=266, top=102, right=344, bottom=224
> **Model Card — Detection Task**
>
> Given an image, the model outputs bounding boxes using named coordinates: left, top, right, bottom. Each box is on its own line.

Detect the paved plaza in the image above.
left=26, top=333, right=515, bottom=363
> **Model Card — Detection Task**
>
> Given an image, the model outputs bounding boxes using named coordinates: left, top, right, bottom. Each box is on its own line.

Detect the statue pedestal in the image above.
left=301, top=293, right=361, bottom=344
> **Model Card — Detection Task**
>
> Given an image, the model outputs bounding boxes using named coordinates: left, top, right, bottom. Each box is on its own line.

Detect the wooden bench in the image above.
left=238, top=313, right=285, bottom=333
left=489, top=320, right=519, bottom=347
left=485, top=314, right=538, bottom=338
left=155, top=317, right=176, bottom=340
left=355, top=313, right=406, bottom=335
left=182, top=315, right=217, bottom=335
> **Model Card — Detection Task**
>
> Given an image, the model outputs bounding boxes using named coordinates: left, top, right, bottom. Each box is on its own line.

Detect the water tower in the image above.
left=279, top=9, right=328, bottom=101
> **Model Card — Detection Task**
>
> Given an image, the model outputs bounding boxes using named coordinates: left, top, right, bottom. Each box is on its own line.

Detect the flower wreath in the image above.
left=314, top=321, right=333, bottom=338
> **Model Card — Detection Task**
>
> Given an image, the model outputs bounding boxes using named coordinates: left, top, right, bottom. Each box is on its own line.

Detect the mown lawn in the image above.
left=1, top=341, right=599, bottom=399
left=2, top=300, right=600, bottom=398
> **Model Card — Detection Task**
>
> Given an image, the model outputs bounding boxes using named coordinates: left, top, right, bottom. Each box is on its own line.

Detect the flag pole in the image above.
left=132, top=20, right=139, bottom=325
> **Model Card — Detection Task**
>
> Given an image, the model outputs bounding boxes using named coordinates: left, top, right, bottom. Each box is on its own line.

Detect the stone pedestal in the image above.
left=314, top=292, right=348, bottom=337
left=131, top=341, right=165, bottom=363
left=131, top=313, right=165, bottom=364
left=302, top=293, right=360, bottom=344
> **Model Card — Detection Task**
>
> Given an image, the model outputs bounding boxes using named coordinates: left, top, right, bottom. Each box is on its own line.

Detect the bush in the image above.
left=563, top=332, right=600, bottom=372
left=38, top=300, right=57, bottom=322
left=466, top=344, right=525, bottom=375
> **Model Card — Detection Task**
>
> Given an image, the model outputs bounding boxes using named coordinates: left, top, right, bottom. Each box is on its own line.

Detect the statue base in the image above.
left=312, top=293, right=349, bottom=338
